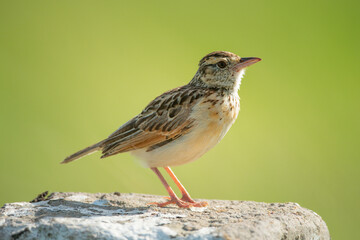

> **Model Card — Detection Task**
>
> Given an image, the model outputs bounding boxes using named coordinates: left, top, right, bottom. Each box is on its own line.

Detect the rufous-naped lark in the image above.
left=62, top=51, right=261, bottom=208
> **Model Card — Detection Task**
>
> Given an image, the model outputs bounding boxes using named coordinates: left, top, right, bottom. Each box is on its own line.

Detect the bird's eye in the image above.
left=217, top=61, right=227, bottom=68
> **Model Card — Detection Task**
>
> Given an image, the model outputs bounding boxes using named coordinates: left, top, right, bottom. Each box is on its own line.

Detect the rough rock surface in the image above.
left=0, top=192, right=330, bottom=240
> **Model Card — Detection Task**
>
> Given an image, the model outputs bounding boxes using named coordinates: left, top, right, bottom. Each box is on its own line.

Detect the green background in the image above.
left=1, top=0, right=359, bottom=239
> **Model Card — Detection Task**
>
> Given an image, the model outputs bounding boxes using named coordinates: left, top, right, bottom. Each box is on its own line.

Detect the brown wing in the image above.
left=100, top=85, right=212, bottom=158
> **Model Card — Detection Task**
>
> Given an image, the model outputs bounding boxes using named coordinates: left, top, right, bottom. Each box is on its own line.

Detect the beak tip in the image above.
left=234, top=57, right=262, bottom=71
left=251, top=57, right=262, bottom=62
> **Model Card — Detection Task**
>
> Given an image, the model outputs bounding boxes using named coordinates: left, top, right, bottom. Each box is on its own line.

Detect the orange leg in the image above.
left=149, top=168, right=207, bottom=208
left=164, top=167, right=208, bottom=207
left=149, top=168, right=191, bottom=208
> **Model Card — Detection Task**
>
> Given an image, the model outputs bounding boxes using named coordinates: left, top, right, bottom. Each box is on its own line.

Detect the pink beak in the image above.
left=233, top=57, right=262, bottom=72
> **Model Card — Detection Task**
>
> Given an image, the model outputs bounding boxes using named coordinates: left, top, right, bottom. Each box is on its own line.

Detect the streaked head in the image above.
left=190, top=51, right=261, bottom=91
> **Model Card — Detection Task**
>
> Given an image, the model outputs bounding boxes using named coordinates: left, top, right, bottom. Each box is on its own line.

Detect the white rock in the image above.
left=0, top=192, right=330, bottom=240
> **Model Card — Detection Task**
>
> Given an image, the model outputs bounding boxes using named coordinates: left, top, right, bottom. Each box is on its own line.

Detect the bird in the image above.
left=62, top=51, right=261, bottom=208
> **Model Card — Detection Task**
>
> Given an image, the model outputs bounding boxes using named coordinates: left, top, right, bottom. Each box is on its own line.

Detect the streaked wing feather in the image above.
left=100, top=85, right=213, bottom=158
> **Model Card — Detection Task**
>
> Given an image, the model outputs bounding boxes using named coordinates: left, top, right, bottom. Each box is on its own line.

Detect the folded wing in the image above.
left=101, top=85, right=210, bottom=158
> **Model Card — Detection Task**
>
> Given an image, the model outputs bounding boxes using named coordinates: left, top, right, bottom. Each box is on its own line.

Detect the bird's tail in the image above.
left=61, top=141, right=104, bottom=164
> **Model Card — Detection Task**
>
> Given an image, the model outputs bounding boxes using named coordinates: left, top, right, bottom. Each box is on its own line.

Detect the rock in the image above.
left=0, top=192, right=330, bottom=240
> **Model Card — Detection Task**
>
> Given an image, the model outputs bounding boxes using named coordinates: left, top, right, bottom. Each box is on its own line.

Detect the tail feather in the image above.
left=61, top=141, right=104, bottom=164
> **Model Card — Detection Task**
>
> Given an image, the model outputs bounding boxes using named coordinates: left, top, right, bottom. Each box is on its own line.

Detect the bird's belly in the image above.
left=131, top=120, right=231, bottom=168
left=131, top=125, right=225, bottom=168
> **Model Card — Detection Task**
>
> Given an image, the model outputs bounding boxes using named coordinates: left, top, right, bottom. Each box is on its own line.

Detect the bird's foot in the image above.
left=151, top=196, right=208, bottom=208
left=164, top=194, right=208, bottom=207
left=149, top=196, right=207, bottom=208
left=179, top=195, right=208, bottom=207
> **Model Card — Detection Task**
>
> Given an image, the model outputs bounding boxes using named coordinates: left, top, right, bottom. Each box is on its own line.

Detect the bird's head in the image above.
left=190, top=51, right=261, bottom=92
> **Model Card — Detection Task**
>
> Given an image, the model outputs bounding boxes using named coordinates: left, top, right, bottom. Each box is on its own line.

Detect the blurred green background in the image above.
left=1, top=0, right=359, bottom=238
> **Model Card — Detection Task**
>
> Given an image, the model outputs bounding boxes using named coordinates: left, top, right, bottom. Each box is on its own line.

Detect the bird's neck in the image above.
left=188, top=69, right=245, bottom=95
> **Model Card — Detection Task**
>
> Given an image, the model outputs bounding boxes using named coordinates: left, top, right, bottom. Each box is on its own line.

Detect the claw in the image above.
left=180, top=194, right=209, bottom=207
left=148, top=196, right=206, bottom=208
left=186, top=200, right=208, bottom=207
